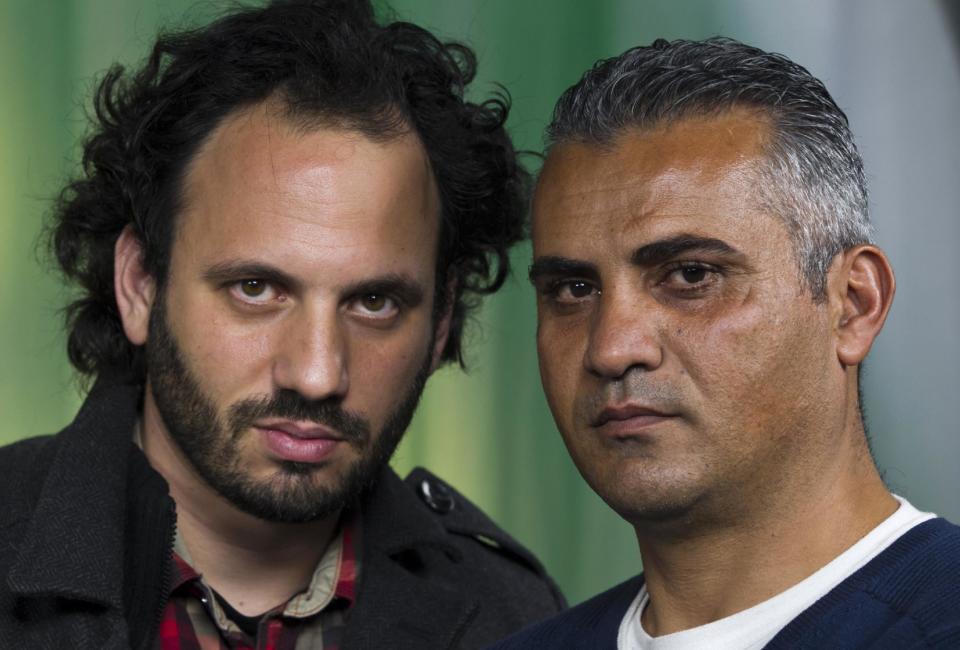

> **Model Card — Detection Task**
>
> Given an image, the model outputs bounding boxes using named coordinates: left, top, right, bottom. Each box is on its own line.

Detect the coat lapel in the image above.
left=5, top=376, right=142, bottom=607
left=344, top=553, right=478, bottom=648
left=342, top=467, right=479, bottom=649
left=8, top=380, right=479, bottom=648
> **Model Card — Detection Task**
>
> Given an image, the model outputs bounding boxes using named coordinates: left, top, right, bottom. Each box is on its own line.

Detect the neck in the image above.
left=635, top=423, right=896, bottom=636
left=140, top=397, right=338, bottom=616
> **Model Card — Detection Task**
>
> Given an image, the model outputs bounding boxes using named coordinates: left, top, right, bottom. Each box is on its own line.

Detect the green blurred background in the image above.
left=2, top=0, right=958, bottom=605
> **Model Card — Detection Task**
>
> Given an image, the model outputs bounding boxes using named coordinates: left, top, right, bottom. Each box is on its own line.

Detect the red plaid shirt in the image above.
left=155, top=515, right=359, bottom=650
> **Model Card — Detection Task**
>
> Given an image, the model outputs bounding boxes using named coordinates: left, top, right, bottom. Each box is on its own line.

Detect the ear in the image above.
left=828, top=245, right=895, bottom=366
left=429, top=273, right=457, bottom=372
left=114, top=225, right=156, bottom=345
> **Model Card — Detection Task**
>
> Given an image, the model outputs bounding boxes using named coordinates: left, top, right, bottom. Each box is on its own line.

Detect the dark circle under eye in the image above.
left=570, top=281, right=593, bottom=298
left=240, top=280, right=267, bottom=297
left=680, top=267, right=707, bottom=283
left=362, top=294, right=387, bottom=311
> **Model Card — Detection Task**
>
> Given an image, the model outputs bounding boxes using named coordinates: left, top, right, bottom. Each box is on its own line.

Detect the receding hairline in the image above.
left=182, top=93, right=431, bottom=200
left=173, top=95, right=440, bottom=259
left=196, top=93, right=418, bottom=158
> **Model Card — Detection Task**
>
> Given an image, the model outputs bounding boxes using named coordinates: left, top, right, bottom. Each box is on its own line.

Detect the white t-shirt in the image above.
left=617, top=496, right=935, bottom=650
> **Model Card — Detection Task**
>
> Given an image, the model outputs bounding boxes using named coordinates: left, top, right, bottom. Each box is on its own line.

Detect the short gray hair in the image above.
left=547, top=37, right=871, bottom=300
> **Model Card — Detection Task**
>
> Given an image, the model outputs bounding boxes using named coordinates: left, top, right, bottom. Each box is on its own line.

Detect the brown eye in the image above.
left=362, top=294, right=386, bottom=311
left=680, top=266, right=708, bottom=284
left=568, top=281, right=593, bottom=298
left=351, top=293, right=399, bottom=321
left=552, top=279, right=598, bottom=304
left=240, top=279, right=267, bottom=297
left=661, top=263, right=720, bottom=295
left=229, top=279, right=280, bottom=306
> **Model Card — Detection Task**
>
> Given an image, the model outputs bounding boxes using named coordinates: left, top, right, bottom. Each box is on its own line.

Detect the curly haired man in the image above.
left=0, top=2, right=563, bottom=648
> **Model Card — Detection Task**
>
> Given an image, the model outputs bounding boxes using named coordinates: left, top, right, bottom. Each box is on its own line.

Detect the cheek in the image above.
left=195, top=326, right=274, bottom=379
left=355, top=341, right=417, bottom=378
left=166, top=293, right=274, bottom=397
left=537, top=325, right=575, bottom=413
left=670, top=301, right=770, bottom=423
left=678, top=295, right=828, bottom=426
left=346, top=321, right=433, bottom=396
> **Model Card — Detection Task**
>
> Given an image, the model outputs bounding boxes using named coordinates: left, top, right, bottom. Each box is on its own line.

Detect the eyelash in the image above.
left=542, top=279, right=598, bottom=304
left=350, top=294, right=400, bottom=320
left=540, top=261, right=722, bottom=303
left=227, top=280, right=405, bottom=328
left=229, top=279, right=283, bottom=305
left=660, top=262, right=722, bottom=293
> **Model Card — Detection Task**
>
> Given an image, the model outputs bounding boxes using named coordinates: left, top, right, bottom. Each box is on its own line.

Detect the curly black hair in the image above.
left=50, top=0, right=528, bottom=380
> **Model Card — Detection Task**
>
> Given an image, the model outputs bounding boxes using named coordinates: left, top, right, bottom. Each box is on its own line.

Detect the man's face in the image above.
left=144, top=104, right=444, bottom=522
left=531, top=109, right=844, bottom=525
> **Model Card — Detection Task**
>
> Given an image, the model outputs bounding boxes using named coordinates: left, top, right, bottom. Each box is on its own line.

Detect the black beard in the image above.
left=145, top=295, right=432, bottom=523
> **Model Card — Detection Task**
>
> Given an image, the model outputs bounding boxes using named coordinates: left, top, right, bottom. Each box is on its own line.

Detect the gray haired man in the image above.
left=494, top=37, right=960, bottom=649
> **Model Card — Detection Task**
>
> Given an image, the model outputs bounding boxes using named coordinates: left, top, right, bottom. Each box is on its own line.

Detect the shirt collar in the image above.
left=170, top=509, right=359, bottom=624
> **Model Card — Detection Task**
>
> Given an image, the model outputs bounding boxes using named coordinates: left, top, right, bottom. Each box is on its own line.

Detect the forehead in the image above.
left=174, top=101, right=440, bottom=281
left=533, top=109, right=784, bottom=258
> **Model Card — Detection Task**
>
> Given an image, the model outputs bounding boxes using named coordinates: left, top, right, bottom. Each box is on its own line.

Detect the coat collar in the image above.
left=7, top=375, right=479, bottom=647
left=344, top=466, right=479, bottom=649
left=6, top=374, right=158, bottom=609
left=361, top=466, right=456, bottom=556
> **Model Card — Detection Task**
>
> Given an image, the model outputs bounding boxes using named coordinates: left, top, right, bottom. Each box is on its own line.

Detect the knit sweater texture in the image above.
left=490, top=517, right=960, bottom=649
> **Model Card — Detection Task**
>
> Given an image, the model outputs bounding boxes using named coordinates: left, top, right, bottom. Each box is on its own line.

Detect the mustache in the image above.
left=226, top=389, right=371, bottom=446
left=580, top=370, right=686, bottom=417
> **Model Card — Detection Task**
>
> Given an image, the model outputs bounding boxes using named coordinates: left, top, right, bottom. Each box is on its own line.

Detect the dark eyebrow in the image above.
left=631, top=235, right=742, bottom=267
left=528, top=256, right=599, bottom=285
left=203, top=261, right=301, bottom=291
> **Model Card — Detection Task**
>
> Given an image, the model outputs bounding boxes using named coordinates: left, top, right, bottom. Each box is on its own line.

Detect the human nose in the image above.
left=584, top=290, right=663, bottom=379
left=272, top=306, right=349, bottom=401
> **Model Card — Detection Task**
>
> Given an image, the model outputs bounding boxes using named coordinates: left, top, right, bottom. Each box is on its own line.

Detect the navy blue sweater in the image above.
left=491, top=518, right=960, bottom=649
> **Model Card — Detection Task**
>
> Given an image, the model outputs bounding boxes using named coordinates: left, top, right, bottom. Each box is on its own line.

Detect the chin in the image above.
left=209, top=454, right=376, bottom=524
left=589, top=467, right=707, bottom=528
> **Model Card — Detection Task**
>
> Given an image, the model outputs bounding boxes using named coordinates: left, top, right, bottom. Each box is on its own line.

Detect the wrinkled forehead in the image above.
left=532, top=109, right=774, bottom=241
left=529, top=109, right=803, bottom=277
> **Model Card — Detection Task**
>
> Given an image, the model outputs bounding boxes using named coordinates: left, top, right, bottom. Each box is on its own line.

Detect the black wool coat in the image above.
left=0, top=375, right=565, bottom=649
